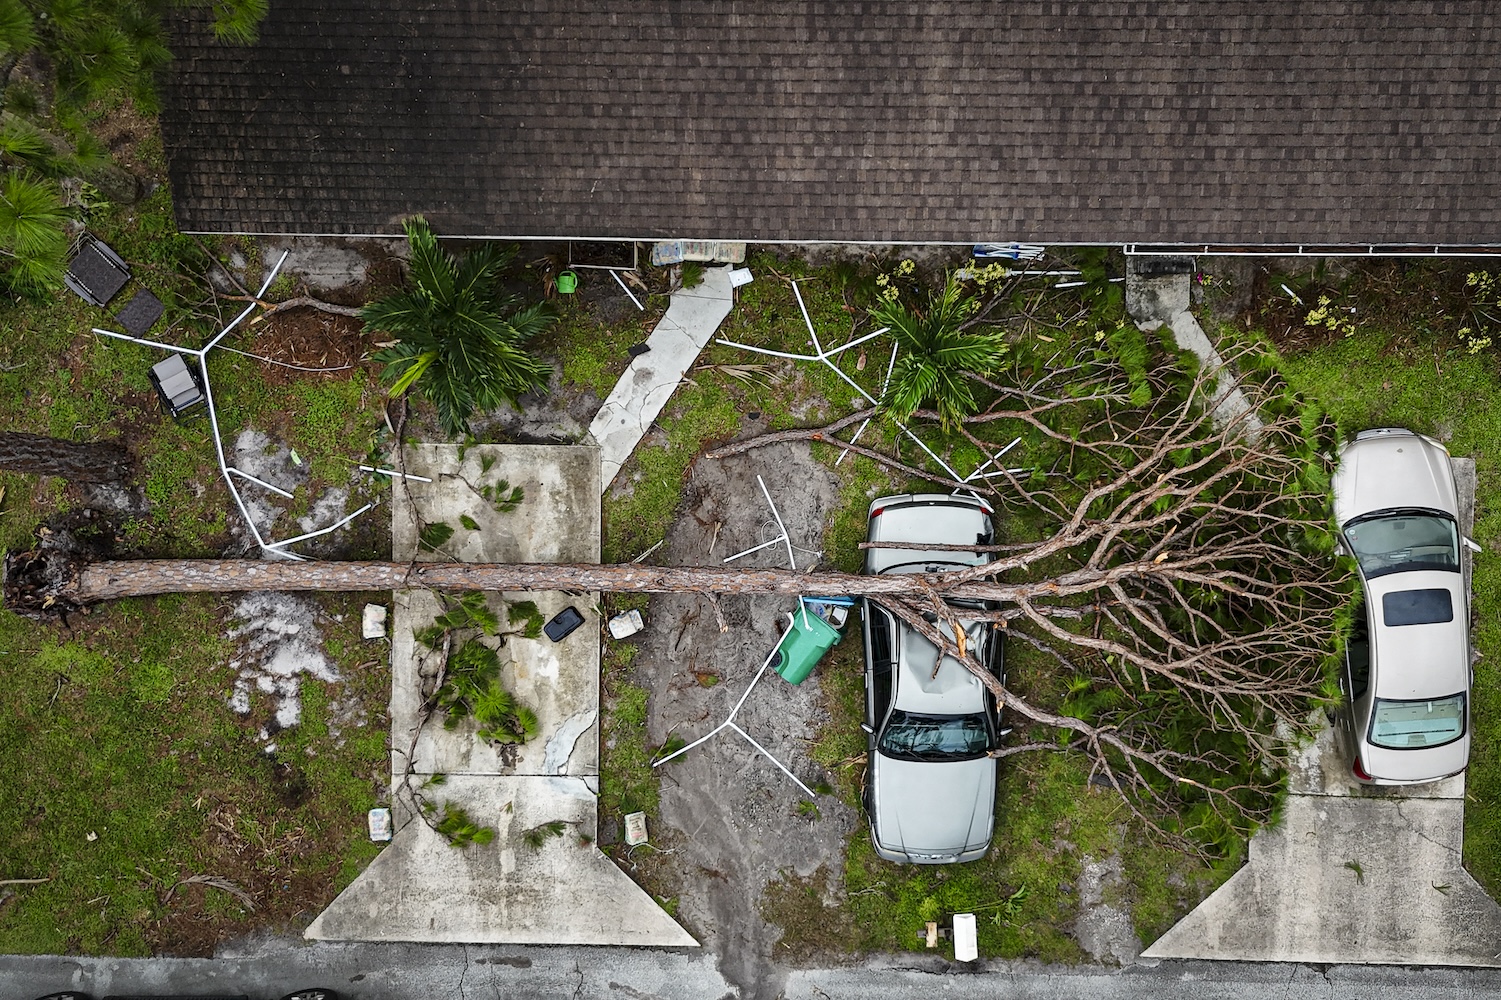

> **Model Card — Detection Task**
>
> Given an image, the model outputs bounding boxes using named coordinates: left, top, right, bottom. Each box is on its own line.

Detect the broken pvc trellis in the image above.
left=651, top=620, right=816, bottom=800
left=91, top=252, right=384, bottom=560
left=718, top=280, right=1028, bottom=495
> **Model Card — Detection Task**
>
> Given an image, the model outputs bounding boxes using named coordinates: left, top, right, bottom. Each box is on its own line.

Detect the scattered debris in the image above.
left=953, top=913, right=979, bottom=962
left=625, top=811, right=649, bottom=847
left=362, top=603, right=388, bottom=639
left=367, top=807, right=393, bottom=842
left=608, top=608, right=644, bottom=639
left=227, top=592, right=338, bottom=731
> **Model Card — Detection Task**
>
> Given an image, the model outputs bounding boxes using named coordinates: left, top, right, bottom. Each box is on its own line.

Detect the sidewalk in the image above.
left=304, top=444, right=695, bottom=947
left=588, top=266, right=736, bottom=491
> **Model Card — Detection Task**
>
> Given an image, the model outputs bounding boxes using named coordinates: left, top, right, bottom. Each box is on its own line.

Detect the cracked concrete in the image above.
left=306, top=444, right=694, bottom=948
left=588, top=265, right=736, bottom=490
left=1145, top=456, right=1501, bottom=965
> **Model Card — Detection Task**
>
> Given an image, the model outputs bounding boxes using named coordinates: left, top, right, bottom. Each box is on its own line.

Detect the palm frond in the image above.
left=451, top=241, right=515, bottom=305
left=875, top=277, right=1009, bottom=430
left=401, top=215, right=455, bottom=304
left=360, top=291, right=439, bottom=343
left=0, top=0, right=38, bottom=58
left=209, top=0, right=270, bottom=45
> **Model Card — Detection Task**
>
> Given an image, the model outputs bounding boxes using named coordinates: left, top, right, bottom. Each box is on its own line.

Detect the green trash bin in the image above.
left=772, top=602, right=846, bottom=685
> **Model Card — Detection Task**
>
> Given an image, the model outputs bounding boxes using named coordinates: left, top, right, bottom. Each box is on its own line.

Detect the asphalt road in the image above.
left=8, top=940, right=1501, bottom=1000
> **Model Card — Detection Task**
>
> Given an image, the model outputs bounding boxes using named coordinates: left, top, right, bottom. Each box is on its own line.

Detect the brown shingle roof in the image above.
left=160, top=1, right=1501, bottom=244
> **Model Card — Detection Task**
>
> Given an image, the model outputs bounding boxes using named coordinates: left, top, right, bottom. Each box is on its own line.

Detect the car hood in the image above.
left=1362, top=731, right=1470, bottom=784
left=1333, top=429, right=1456, bottom=525
left=1368, top=571, right=1470, bottom=699
left=872, top=754, right=995, bottom=860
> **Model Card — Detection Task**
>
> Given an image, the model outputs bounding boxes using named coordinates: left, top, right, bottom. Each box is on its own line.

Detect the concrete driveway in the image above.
left=1145, top=457, right=1501, bottom=964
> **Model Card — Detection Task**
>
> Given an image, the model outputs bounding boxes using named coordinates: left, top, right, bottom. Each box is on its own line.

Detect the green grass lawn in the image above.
left=1269, top=325, right=1501, bottom=894
left=0, top=592, right=388, bottom=954
left=0, top=113, right=393, bottom=951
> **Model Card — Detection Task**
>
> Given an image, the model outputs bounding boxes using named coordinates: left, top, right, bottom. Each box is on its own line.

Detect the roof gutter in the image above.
left=181, top=230, right=1501, bottom=258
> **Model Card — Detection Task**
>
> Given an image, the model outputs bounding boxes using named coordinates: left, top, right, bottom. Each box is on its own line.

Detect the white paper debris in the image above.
left=362, top=603, right=388, bottom=639
left=624, top=811, right=649, bottom=847
left=368, top=807, right=393, bottom=842
left=608, top=609, right=644, bottom=639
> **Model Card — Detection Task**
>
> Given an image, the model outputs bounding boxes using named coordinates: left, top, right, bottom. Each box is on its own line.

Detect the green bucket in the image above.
left=556, top=270, right=579, bottom=294
left=773, top=606, right=843, bottom=685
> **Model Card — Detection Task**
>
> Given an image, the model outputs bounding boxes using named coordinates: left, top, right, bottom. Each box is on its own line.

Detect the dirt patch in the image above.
left=625, top=442, right=854, bottom=999
left=239, top=309, right=371, bottom=389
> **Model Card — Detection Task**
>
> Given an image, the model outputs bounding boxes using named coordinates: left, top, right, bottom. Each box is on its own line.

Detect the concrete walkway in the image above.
left=305, top=444, right=695, bottom=947
left=588, top=265, right=736, bottom=491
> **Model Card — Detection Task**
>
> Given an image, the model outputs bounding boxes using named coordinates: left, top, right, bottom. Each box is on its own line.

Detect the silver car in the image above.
left=1332, top=428, right=1472, bottom=785
left=860, top=493, right=1006, bottom=863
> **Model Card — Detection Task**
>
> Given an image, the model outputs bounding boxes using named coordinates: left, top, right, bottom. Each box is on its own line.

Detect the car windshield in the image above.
left=878, top=710, right=990, bottom=762
left=1369, top=693, right=1466, bottom=750
left=1343, top=511, right=1459, bottom=579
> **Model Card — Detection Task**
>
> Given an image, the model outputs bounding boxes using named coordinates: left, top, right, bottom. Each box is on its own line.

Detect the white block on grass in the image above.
left=953, top=913, right=978, bottom=962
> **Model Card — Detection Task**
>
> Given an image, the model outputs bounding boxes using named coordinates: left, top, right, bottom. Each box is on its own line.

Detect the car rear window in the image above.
left=1369, top=693, right=1466, bottom=750
left=1382, top=588, right=1455, bottom=626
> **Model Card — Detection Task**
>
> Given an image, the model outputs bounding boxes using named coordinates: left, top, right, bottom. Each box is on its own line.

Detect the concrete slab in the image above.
left=588, top=266, right=735, bottom=491
left=390, top=589, right=600, bottom=778
left=1144, top=457, right=1501, bottom=965
left=391, top=444, right=600, bottom=564
left=306, top=443, right=696, bottom=948
left=1143, top=793, right=1501, bottom=965
left=303, top=776, right=691, bottom=946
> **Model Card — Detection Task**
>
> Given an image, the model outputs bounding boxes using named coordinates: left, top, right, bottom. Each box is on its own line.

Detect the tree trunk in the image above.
left=3, top=554, right=1027, bottom=614
left=0, top=433, right=131, bottom=483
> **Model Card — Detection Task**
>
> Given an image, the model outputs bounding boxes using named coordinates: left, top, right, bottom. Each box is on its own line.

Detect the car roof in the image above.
left=865, top=493, right=994, bottom=576
left=1333, top=428, right=1457, bottom=526
left=1368, top=571, right=1470, bottom=700
left=892, top=618, right=988, bottom=715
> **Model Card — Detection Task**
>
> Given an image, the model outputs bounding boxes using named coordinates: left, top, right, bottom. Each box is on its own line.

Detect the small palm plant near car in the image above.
left=871, top=276, right=1011, bottom=430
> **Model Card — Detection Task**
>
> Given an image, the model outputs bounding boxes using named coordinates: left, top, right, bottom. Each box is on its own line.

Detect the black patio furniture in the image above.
left=63, top=235, right=131, bottom=308
left=116, top=288, right=165, bottom=336
left=148, top=352, right=207, bottom=419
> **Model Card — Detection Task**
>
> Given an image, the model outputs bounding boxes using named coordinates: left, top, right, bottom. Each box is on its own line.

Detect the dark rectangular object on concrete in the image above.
left=543, top=606, right=586, bottom=642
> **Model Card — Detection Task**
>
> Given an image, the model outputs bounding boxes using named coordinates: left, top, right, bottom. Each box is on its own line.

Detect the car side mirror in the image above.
left=860, top=723, right=874, bottom=735
left=995, top=726, right=1013, bottom=739
left=1464, top=537, right=1484, bottom=553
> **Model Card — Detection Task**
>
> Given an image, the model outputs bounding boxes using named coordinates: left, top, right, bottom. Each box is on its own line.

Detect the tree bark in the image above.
left=0, top=433, right=131, bottom=483
left=64, top=559, right=993, bottom=604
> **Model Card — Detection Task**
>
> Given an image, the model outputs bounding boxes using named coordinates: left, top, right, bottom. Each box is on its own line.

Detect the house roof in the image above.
left=160, top=2, right=1501, bottom=245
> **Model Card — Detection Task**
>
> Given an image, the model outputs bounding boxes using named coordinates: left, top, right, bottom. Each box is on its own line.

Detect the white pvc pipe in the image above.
left=360, top=465, right=433, bottom=483
left=610, top=269, right=645, bottom=311
left=227, top=466, right=295, bottom=499
left=263, top=502, right=375, bottom=550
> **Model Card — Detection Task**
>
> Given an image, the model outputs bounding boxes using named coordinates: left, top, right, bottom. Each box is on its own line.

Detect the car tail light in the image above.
left=1352, top=755, right=1372, bottom=781
left=870, top=506, right=885, bottom=518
